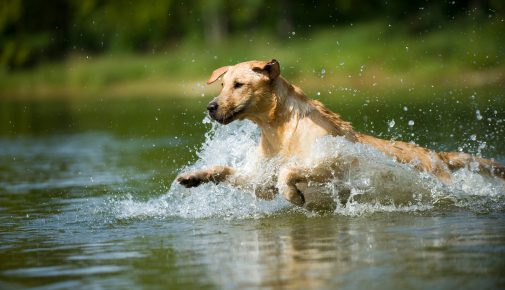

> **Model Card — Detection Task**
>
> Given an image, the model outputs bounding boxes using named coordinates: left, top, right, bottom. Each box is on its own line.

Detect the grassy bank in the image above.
left=1, top=20, right=503, bottom=99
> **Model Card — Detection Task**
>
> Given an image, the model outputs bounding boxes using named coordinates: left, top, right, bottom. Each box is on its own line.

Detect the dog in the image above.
left=177, top=59, right=505, bottom=207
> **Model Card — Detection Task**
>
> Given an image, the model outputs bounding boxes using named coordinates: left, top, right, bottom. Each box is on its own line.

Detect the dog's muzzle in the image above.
left=207, top=101, right=246, bottom=125
left=207, top=101, right=220, bottom=122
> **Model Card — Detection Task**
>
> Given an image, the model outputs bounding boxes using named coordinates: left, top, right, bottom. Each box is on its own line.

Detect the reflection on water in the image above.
left=1, top=91, right=505, bottom=289
left=169, top=214, right=505, bottom=289
left=2, top=203, right=505, bottom=289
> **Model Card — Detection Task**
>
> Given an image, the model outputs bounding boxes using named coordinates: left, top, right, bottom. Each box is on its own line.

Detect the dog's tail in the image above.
left=438, top=151, right=505, bottom=179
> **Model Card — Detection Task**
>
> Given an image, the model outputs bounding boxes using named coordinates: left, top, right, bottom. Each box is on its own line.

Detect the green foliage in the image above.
left=69, top=0, right=174, bottom=51
left=1, top=18, right=503, bottom=97
left=1, top=0, right=504, bottom=70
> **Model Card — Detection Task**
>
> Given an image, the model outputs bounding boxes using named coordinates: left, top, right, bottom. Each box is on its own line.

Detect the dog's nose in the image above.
left=207, top=102, right=218, bottom=112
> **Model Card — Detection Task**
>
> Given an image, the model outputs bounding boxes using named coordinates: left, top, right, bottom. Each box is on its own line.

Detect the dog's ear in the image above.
left=207, top=66, right=230, bottom=84
left=253, top=59, right=280, bottom=80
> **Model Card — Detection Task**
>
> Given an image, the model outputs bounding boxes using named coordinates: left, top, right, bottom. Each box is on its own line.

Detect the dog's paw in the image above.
left=176, top=173, right=203, bottom=188
left=283, top=186, right=305, bottom=206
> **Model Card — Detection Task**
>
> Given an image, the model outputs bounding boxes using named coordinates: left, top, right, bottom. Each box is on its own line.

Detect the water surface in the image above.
left=1, top=88, right=505, bottom=289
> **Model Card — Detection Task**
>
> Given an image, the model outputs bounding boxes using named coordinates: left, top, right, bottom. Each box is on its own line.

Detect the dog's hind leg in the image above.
left=438, top=151, right=505, bottom=180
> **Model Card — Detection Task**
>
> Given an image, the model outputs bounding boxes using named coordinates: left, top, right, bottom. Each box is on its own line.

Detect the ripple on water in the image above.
left=3, top=265, right=125, bottom=277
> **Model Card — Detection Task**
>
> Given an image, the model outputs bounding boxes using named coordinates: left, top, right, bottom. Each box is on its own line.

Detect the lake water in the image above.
left=1, top=88, right=505, bottom=289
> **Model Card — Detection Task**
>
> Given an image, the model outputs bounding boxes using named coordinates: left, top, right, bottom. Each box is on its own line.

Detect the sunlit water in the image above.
left=1, top=93, right=505, bottom=289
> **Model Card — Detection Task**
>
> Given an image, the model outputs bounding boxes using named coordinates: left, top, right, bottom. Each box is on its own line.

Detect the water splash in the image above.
left=112, top=118, right=505, bottom=220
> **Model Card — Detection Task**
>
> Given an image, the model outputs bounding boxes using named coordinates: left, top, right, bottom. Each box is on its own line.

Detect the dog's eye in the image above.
left=234, top=82, right=244, bottom=89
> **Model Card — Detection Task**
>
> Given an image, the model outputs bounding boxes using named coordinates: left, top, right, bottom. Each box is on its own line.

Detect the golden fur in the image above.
left=177, top=59, right=505, bottom=206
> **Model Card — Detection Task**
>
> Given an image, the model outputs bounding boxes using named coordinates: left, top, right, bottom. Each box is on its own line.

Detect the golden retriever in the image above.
left=177, top=59, right=505, bottom=206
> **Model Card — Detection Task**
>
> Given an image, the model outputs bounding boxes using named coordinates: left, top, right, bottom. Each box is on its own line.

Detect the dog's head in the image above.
left=205, top=59, right=280, bottom=124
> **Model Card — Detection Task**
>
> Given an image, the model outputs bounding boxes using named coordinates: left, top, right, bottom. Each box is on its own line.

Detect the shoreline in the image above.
left=1, top=66, right=503, bottom=100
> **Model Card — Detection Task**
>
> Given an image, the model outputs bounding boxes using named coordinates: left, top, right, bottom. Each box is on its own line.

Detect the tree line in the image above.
left=1, top=0, right=502, bottom=70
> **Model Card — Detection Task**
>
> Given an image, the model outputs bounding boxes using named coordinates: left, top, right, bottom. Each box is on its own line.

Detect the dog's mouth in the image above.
left=209, top=104, right=247, bottom=125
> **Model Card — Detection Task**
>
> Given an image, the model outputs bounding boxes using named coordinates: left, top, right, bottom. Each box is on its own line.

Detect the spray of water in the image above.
left=112, top=117, right=505, bottom=219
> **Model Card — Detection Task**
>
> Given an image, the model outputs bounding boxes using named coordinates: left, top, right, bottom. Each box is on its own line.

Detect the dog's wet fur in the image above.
left=177, top=59, right=505, bottom=207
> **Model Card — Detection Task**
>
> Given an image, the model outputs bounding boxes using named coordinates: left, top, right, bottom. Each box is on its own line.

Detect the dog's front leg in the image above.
left=176, top=167, right=277, bottom=200
left=278, top=167, right=311, bottom=206
left=176, top=166, right=235, bottom=188
left=278, top=159, right=350, bottom=207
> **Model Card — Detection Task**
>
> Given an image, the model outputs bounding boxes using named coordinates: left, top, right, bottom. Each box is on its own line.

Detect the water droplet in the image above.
left=476, top=110, right=483, bottom=120
left=388, top=120, right=396, bottom=128
left=408, top=120, right=415, bottom=126
left=469, top=134, right=477, bottom=141
left=403, top=106, right=408, bottom=111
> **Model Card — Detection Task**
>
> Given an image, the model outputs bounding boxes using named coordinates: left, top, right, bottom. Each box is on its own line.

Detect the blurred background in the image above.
left=1, top=0, right=504, bottom=98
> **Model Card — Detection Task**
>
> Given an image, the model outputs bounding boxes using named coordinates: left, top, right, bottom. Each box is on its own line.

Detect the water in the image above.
left=1, top=89, right=505, bottom=289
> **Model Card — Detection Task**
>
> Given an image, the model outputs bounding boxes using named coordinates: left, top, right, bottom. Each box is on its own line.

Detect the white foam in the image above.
left=111, top=118, right=505, bottom=219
